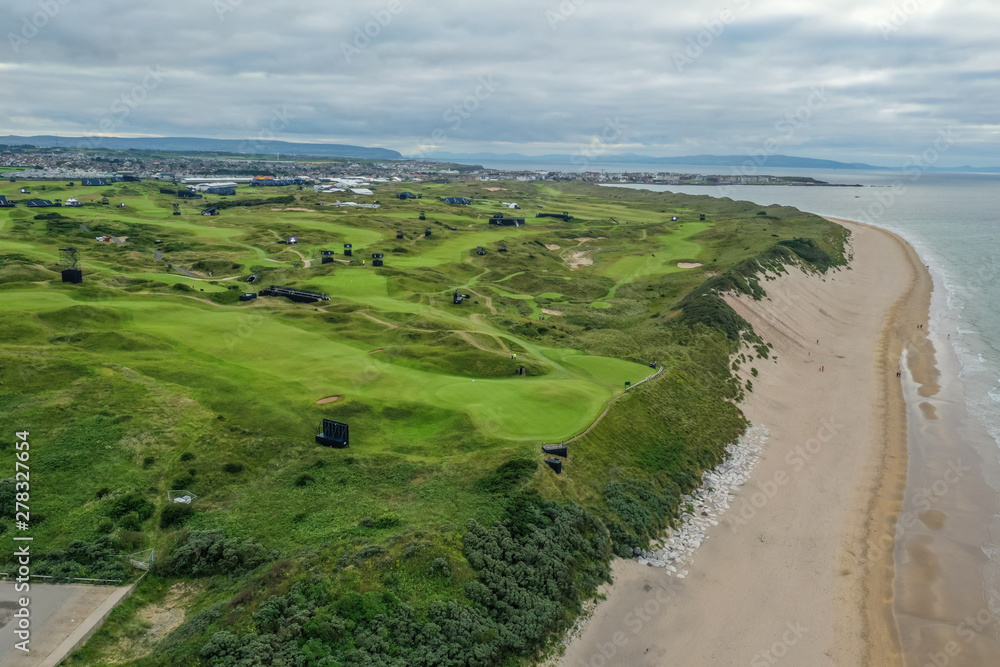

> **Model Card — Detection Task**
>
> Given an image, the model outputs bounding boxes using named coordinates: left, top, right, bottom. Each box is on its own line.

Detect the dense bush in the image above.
left=778, top=237, right=833, bottom=269
left=187, top=493, right=611, bottom=666
left=160, top=503, right=195, bottom=528
left=106, top=492, right=154, bottom=521
left=33, top=538, right=128, bottom=581
left=162, top=530, right=269, bottom=577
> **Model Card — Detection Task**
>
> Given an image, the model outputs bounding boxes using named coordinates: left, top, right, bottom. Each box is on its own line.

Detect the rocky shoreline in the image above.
left=633, top=424, right=768, bottom=574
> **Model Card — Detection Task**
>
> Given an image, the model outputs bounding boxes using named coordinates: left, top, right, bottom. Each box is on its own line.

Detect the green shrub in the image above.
left=373, top=512, right=400, bottom=529
left=164, top=530, right=268, bottom=577
left=778, top=237, right=833, bottom=269
left=171, top=475, right=194, bottom=490
left=106, top=492, right=154, bottom=521
left=428, top=557, right=451, bottom=578
left=222, top=462, right=244, bottom=474
left=161, top=503, right=195, bottom=528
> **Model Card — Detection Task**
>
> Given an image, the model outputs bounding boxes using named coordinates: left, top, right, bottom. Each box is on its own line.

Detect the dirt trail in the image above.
left=466, top=289, right=497, bottom=315
left=290, top=249, right=312, bottom=267
left=456, top=331, right=511, bottom=356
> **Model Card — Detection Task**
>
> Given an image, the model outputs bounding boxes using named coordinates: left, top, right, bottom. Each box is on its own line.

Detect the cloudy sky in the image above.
left=2, top=0, right=997, bottom=166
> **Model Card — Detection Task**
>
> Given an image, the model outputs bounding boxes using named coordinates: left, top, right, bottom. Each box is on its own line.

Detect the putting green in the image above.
left=598, top=222, right=709, bottom=281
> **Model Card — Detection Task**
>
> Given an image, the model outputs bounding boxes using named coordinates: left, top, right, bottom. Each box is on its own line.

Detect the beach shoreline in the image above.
left=557, top=218, right=925, bottom=666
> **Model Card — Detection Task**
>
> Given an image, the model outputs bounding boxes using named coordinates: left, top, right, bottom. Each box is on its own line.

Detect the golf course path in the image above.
left=456, top=331, right=510, bottom=356
left=355, top=311, right=403, bottom=330
left=290, top=249, right=311, bottom=267
left=466, top=289, right=497, bottom=314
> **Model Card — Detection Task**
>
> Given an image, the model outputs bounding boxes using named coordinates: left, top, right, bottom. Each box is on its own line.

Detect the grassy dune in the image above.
left=0, top=176, right=848, bottom=665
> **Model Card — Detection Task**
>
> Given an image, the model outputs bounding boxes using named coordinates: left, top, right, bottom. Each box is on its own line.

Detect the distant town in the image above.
left=0, top=143, right=863, bottom=189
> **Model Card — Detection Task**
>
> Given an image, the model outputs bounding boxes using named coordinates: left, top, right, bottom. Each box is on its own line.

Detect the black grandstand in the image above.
left=442, top=197, right=471, bottom=205
left=316, top=419, right=349, bottom=448
left=489, top=212, right=525, bottom=227
left=258, top=285, right=330, bottom=303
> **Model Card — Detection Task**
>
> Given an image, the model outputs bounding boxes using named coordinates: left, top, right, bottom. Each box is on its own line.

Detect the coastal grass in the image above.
left=0, top=177, right=849, bottom=666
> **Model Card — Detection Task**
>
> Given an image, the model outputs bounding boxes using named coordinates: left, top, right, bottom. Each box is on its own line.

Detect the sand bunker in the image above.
left=368, top=348, right=385, bottom=354
left=484, top=187, right=507, bottom=191
left=677, top=262, right=703, bottom=269
left=541, top=308, right=563, bottom=316
left=271, top=208, right=316, bottom=212
left=315, top=395, right=341, bottom=404
left=573, top=237, right=606, bottom=243
left=566, top=251, right=594, bottom=269
left=545, top=244, right=562, bottom=251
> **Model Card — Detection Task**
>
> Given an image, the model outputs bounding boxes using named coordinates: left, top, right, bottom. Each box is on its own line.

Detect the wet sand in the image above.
left=889, top=266, right=1000, bottom=664
left=558, top=220, right=922, bottom=666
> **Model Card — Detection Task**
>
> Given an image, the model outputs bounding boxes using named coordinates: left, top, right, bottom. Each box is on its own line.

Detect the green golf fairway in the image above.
left=1, top=288, right=649, bottom=440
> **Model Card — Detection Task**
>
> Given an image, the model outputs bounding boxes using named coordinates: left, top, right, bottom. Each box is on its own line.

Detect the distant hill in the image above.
left=420, top=151, right=888, bottom=170
left=420, top=151, right=1000, bottom=173
left=0, top=135, right=403, bottom=160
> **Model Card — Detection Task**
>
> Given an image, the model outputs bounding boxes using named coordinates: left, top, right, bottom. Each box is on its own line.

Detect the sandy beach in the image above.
left=559, top=220, right=927, bottom=666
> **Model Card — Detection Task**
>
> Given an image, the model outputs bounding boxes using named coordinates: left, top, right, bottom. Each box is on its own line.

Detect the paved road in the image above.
left=0, top=582, right=124, bottom=666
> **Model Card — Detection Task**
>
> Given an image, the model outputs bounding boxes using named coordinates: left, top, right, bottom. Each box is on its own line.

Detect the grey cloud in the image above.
left=1, top=0, right=997, bottom=165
